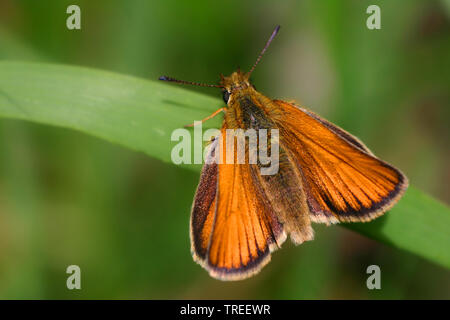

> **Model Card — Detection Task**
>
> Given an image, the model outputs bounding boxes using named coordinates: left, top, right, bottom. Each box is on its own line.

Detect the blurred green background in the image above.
left=0, top=0, right=449, bottom=299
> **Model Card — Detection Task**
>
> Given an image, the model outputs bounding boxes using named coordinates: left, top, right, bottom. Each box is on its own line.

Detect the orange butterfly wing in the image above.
left=273, top=100, right=408, bottom=223
left=191, top=99, right=408, bottom=280
left=190, top=129, right=285, bottom=280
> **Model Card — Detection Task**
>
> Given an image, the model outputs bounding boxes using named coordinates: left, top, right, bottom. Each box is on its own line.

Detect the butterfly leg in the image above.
left=184, top=107, right=225, bottom=128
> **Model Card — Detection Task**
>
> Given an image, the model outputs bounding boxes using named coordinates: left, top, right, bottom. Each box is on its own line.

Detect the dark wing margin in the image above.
left=190, top=137, right=219, bottom=262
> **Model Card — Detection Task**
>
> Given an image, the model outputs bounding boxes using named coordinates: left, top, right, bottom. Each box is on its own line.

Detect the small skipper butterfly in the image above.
left=160, top=25, right=408, bottom=281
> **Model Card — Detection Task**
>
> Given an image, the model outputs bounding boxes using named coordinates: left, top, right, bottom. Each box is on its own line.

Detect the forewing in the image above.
left=190, top=128, right=285, bottom=280
left=273, top=100, right=408, bottom=223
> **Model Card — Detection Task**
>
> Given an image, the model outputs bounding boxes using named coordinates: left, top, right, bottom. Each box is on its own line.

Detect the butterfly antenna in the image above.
left=247, top=25, right=280, bottom=77
left=159, top=76, right=222, bottom=88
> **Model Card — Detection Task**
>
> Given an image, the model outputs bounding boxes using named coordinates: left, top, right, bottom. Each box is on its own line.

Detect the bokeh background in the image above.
left=0, top=0, right=449, bottom=299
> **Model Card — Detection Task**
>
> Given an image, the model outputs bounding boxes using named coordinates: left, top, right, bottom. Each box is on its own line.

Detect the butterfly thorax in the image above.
left=221, top=70, right=281, bottom=130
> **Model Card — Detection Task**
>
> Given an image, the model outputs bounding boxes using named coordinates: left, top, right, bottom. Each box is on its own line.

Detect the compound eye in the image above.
left=222, top=91, right=231, bottom=104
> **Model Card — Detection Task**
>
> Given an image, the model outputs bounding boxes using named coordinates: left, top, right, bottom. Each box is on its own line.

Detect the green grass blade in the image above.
left=0, top=61, right=222, bottom=170
left=346, top=187, right=450, bottom=269
left=0, top=61, right=449, bottom=269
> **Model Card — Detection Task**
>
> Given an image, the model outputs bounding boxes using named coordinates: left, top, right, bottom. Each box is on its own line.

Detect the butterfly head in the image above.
left=219, top=69, right=253, bottom=104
